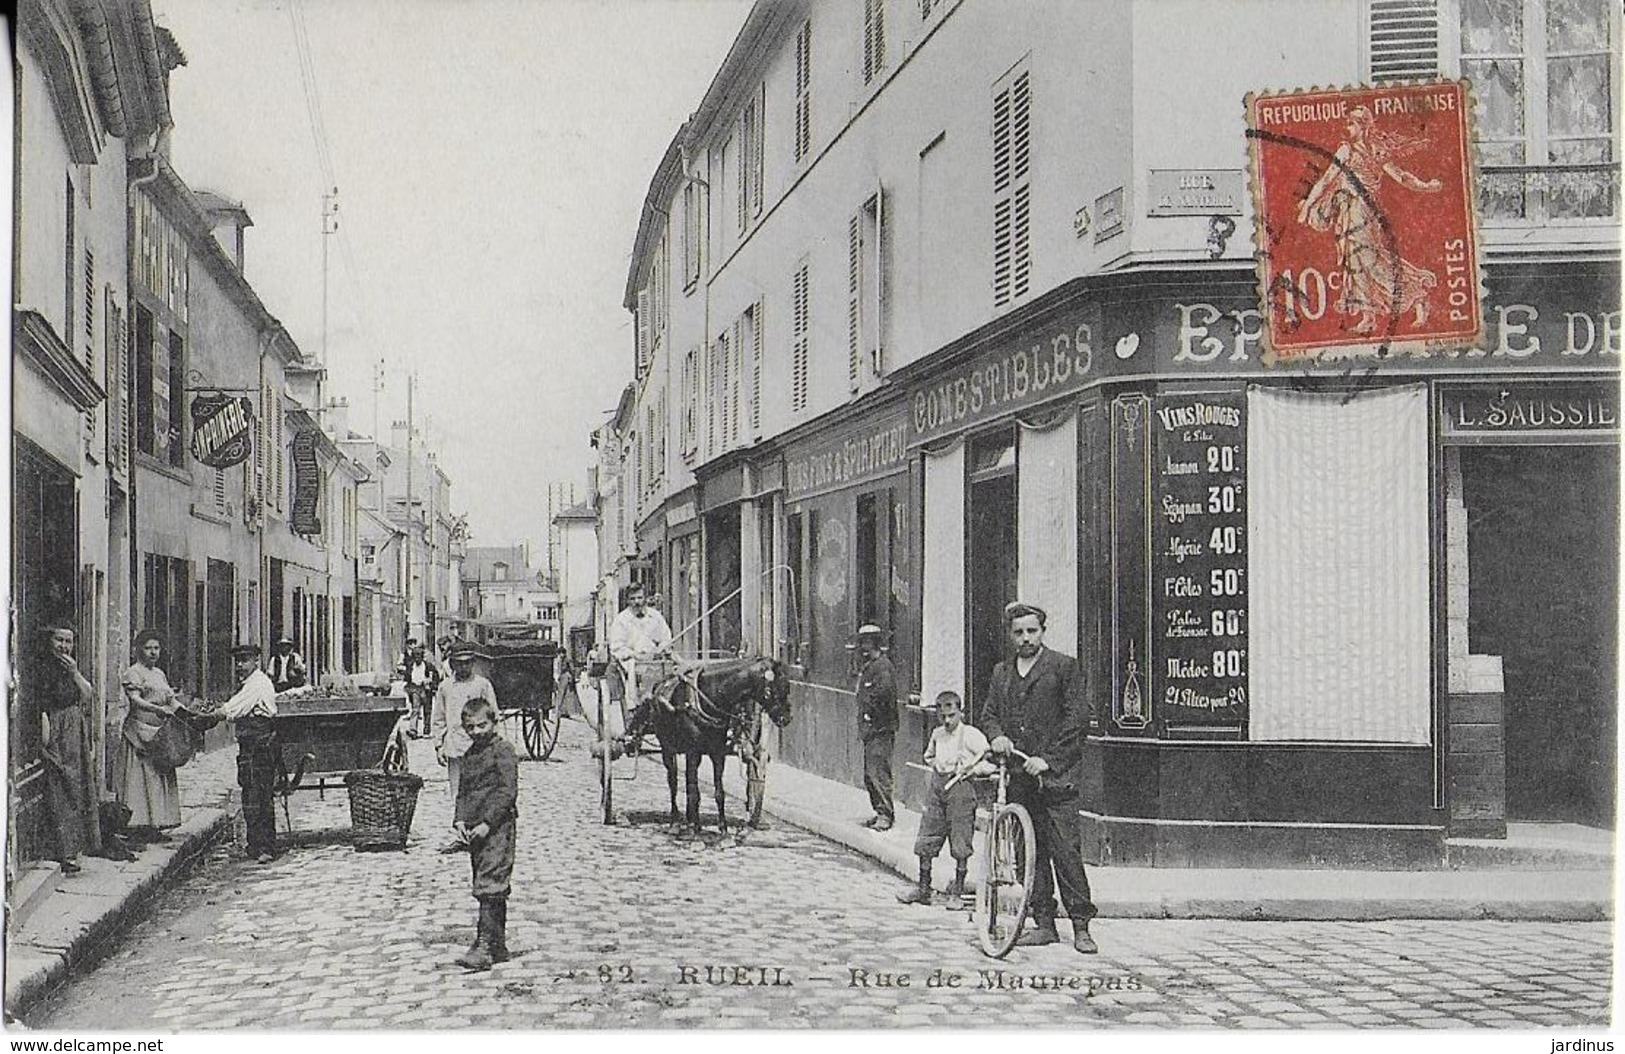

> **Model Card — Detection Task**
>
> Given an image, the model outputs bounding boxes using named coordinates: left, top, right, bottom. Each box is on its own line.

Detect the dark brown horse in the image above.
left=622, top=656, right=792, bottom=838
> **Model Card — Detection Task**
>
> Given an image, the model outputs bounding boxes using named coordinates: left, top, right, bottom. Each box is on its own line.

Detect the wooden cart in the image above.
left=275, top=694, right=409, bottom=795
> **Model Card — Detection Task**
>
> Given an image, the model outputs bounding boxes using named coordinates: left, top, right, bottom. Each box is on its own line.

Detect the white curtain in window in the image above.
left=1247, top=384, right=1430, bottom=743
left=921, top=442, right=965, bottom=709
left=1017, top=413, right=1078, bottom=656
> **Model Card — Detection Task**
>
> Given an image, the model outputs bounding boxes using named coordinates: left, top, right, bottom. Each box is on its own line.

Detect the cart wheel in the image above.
left=535, top=681, right=567, bottom=760
left=598, top=697, right=615, bottom=825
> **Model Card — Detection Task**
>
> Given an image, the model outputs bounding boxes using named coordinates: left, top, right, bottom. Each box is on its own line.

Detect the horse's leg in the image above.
left=664, top=746, right=680, bottom=828
left=684, top=751, right=703, bottom=835
left=712, top=750, right=729, bottom=837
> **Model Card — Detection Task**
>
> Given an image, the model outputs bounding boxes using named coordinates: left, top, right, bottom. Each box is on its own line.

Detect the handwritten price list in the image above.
left=1151, top=392, right=1248, bottom=729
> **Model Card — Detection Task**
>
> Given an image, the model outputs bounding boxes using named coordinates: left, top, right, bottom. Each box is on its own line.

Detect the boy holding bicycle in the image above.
left=898, top=691, right=992, bottom=906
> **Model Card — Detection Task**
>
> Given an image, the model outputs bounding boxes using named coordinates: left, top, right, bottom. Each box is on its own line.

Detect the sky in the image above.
left=149, top=0, right=753, bottom=560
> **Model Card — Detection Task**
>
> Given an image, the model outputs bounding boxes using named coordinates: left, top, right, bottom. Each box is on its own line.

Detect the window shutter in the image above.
left=872, top=191, right=887, bottom=377
left=993, top=67, right=1032, bottom=308
left=106, top=293, right=127, bottom=484
left=83, top=251, right=96, bottom=446
left=751, top=90, right=765, bottom=218
left=636, top=288, right=651, bottom=374
left=275, top=392, right=284, bottom=510
left=792, top=263, right=810, bottom=414
left=848, top=213, right=862, bottom=392
left=1367, top=0, right=1439, bottom=83
left=795, top=21, right=812, bottom=162
left=750, top=300, right=763, bottom=440
left=729, top=318, right=743, bottom=446
left=707, top=338, right=719, bottom=455
left=214, top=466, right=228, bottom=513
left=719, top=328, right=733, bottom=449
left=737, top=117, right=750, bottom=233
left=864, top=0, right=886, bottom=84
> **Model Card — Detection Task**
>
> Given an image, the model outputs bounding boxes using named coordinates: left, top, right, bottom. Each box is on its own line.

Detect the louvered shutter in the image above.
left=83, top=251, right=96, bottom=447
left=792, top=263, right=810, bottom=414
left=795, top=21, right=812, bottom=162
left=751, top=90, right=765, bottom=218
left=729, top=318, right=743, bottom=446
left=872, top=191, right=886, bottom=377
left=707, top=338, right=719, bottom=455
left=1011, top=73, right=1032, bottom=301
left=847, top=214, right=862, bottom=392
left=864, top=0, right=885, bottom=83
left=1367, top=0, right=1439, bottom=83
left=636, top=289, right=651, bottom=375
left=106, top=293, right=127, bottom=484
left=750, top=300, right=763, bottom=440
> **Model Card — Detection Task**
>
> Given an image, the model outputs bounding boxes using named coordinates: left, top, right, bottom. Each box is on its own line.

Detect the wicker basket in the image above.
left=343, top=769, right=424, bottom=851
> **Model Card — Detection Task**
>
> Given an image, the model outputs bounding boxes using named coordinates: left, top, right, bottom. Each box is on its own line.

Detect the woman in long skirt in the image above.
left=118, top=629, right=183, bottom=839
left=38, top=625, right=96, bottom=872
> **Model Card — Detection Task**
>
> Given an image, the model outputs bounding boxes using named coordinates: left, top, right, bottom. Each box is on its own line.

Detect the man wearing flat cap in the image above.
left=219, top=642, right=281, bottom=864
left=981, top=601, right=1099, bottom=953
left=854, top=624, right=899, bottom=831
left=267, top=636, right=307, bottom=693
left=431, top=642, right=497, bottom=798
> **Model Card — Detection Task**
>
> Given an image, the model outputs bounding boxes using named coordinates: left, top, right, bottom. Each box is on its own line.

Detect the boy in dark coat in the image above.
left=451, top=696, right=518, bottom=970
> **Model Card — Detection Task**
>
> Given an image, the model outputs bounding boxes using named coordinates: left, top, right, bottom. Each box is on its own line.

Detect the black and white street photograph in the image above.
left=5, top=0, right=1620, bottom=1044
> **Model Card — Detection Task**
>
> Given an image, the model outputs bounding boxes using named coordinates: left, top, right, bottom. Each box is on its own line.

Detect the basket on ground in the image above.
left=343, top=769, right=425, bottom=850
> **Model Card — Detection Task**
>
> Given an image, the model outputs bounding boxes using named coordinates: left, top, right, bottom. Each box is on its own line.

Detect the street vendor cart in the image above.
left=275, top=691, right=409, bottom=795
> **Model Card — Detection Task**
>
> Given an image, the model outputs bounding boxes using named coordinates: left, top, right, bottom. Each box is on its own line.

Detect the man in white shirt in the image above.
left=606, top=583, right=675, bottom=710
left=266, top=636, right=307, bottom=692
left=220, top=642, right=281, bottom=864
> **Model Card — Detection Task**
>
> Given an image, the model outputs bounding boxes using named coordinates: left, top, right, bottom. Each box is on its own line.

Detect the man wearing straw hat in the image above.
left=219, top=642, right=281, bottom=864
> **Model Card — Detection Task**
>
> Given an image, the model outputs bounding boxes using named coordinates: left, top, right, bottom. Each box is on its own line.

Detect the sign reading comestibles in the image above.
left=1151, top=392, right=1248, bottom=731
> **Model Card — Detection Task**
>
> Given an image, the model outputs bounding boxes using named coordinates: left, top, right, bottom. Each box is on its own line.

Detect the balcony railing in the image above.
left=1477, top=162, right=1621, bottom=223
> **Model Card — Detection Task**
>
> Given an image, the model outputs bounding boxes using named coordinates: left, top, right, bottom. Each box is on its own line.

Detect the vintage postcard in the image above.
left=8, top=0, right=1617, bottom=1046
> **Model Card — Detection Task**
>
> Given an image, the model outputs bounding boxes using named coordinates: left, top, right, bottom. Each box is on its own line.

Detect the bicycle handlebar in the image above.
left=944, top=746, right=1034, bottom=791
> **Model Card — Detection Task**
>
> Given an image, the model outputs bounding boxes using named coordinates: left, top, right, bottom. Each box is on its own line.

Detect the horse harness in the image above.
left=672, top=664, right=766, bottom=761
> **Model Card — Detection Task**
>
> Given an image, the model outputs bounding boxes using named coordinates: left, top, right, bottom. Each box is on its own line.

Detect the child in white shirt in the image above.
left=898, top=691, right=992, bottom=906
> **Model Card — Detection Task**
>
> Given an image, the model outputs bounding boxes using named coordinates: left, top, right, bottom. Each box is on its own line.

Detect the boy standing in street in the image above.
left=451, top=696, right=518, bottom=971
left=898, top=691, right=991, bottom=906
left=431, top=643, right=497, bottom=798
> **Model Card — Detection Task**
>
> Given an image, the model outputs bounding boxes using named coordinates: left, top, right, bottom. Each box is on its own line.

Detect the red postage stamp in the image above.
left=1246, top=81, right=1481, bottom=359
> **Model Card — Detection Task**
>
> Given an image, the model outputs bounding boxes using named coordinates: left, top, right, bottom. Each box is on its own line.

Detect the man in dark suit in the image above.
left=980, top=601, right=1098, bottom=953
left=854, top=624, right=898, bottom=831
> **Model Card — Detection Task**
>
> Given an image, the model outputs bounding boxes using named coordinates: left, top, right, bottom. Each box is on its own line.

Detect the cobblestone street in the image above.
left=34, top=721, right=1613, bottom=1030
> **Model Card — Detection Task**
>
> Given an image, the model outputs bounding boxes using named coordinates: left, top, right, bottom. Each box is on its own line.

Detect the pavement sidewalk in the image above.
left=721, top=752, right=1616, bottom=923
left=4, top=745, right=240, bottom=1020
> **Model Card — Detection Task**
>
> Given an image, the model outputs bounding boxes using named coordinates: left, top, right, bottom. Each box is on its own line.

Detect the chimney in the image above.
left=195, top=191, right=254, bottom=272
left=326, top=396, right=351, bottom=439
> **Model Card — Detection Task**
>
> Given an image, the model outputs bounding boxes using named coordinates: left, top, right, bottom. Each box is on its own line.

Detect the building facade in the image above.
left=616, top=0, right=1621, bottom=865
left=12, top=0, right=181, bottom=870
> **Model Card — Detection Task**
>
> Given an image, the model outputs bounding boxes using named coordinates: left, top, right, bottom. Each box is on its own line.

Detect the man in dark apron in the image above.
left=219, top=642, right=281, bottom=863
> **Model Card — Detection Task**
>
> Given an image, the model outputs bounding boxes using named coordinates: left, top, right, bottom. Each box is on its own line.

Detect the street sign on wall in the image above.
left=291, top=430, right=321, bottom=535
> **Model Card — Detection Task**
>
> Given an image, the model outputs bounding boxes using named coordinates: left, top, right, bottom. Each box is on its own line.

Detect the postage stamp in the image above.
left=1246, top=81, right=1482, bottom=359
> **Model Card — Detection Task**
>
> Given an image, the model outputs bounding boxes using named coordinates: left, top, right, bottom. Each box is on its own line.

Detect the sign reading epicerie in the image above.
left=786, top=407, right=910, bottom=500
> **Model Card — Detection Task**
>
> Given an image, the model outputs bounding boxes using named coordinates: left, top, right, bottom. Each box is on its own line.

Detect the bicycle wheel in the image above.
left=974, top=803, right=1036, bottom=958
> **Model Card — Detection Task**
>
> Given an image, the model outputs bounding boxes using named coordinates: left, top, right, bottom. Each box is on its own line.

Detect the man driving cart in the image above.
left=605, top=583, right=677, bottom=716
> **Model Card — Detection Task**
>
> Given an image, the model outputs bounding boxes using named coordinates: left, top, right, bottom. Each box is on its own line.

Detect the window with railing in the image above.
left=1461, top=0, right=1618, bottom=221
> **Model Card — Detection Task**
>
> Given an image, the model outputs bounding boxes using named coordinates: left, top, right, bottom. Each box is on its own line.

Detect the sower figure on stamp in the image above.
left=854, top=625, right=899, bottom=832
left=219, top=642, right=281, bottom=864
left=450, top=696, right=518, bottom=971
left=980, top=601, right=1099, bottom=954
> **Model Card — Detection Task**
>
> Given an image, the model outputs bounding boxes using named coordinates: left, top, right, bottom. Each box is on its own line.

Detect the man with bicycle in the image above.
left=980, top=601, right=1098, bottom=954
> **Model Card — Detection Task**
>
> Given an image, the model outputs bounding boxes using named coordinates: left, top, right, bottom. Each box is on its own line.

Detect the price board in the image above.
left=1151, top=391, right=1248, bottom=731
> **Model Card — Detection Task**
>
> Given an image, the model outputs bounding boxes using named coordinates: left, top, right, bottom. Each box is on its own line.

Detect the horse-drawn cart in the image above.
left=465, top=640, right=565, bottom=761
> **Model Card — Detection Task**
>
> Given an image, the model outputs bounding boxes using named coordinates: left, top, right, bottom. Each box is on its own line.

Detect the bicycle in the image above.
left=947, top=747, right=1037, bottom=958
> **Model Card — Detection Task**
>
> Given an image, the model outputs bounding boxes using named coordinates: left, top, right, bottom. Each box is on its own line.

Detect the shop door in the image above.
left=206, top=559, right=236, bottom=698
left=706, top=506, right=743, bottom=655
left=1461, top=444, right=1619, bottom=827
left=966, top=432, right=1018, bottom=719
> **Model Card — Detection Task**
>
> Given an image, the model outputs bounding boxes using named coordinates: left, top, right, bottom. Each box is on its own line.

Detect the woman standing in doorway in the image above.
left=37, top=625, right=96, bottom=873
left=118, top=629, right=183, bottom=841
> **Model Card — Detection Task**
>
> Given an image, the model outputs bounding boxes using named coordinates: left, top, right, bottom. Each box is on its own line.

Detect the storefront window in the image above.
left=967, top=429, right=1018, bottom=714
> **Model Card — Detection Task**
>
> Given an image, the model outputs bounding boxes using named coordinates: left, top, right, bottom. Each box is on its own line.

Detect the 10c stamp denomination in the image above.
left=1246, top=81, right=1482, bottom=359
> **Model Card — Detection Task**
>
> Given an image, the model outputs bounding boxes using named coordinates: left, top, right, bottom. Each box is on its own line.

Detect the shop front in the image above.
left=900, top=260, right=1618, bottom=867
left=773, top=394, right=919, bottom=801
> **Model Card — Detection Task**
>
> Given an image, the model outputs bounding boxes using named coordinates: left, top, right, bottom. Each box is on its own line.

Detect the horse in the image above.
left=622, top=656, right=792, bottom=839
